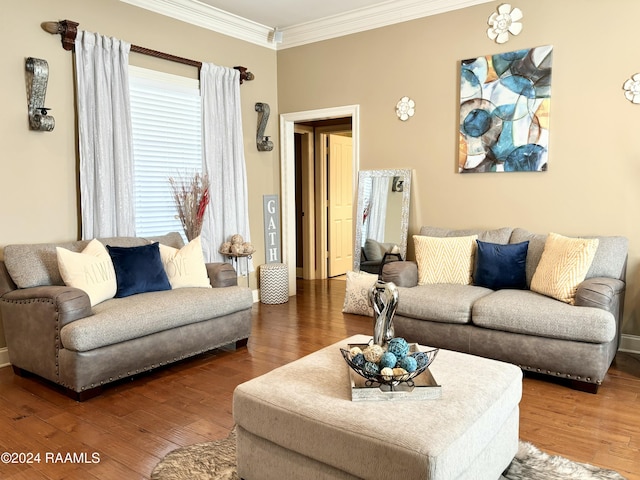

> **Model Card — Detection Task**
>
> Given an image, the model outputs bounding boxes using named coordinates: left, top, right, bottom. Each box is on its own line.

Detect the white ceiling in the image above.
left=121, top=0, right=494, bottom=49
left=197, top=0, right=385, bottom=29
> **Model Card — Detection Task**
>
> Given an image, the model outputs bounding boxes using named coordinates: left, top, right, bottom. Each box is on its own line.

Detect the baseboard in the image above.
left=0, top=347, right=10, bottom=368
left=253, top=289, right=260, bottom=303
left=619, top=334, right=640, bottom=354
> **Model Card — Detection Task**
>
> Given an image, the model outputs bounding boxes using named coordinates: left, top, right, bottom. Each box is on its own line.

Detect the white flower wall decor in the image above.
left=487, top=4, right=523, bottom=44
left=396, top=96, right=415, bottom=121
left=623, top=73, right=640, bottom=104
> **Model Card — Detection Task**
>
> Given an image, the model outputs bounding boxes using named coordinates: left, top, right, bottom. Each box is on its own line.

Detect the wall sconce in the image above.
left=25, top=57, right=55, bottom=131
left=255, top=102, right=274, bottom=151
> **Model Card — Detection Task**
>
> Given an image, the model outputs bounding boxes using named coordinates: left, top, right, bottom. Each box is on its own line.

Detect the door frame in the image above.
left=280, top=105, right=360, bottom=295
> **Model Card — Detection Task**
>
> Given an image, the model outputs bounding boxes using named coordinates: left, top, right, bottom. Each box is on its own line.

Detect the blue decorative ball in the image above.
left=379, top=352, right=397, bottom=369
left=364, top=361, right=380, bottom=375
left=351, top=353, right=366, bottom=367
left=387, top=337, right=410, bottom=359
left=398, top=356, right=418, bottom=373
left=412, top=352, right=429, bottom=369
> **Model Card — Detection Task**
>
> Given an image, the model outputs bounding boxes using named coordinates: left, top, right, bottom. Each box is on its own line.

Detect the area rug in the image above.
left=151, top=429, right=627, bottom=480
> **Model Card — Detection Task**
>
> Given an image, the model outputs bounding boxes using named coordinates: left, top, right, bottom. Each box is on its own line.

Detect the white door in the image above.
left=327, top=134, right=353, bottom=277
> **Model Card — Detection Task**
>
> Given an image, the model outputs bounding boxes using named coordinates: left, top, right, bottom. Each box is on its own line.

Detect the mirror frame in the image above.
left=353, top=168, right=412, bottom=272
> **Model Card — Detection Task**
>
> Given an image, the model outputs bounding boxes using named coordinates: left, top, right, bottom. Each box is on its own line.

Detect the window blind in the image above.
left=129, top=66, right=203, bottom=238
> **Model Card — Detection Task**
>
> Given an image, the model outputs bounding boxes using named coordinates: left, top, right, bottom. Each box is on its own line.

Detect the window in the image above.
left=129, top=66, right=202, bottom=238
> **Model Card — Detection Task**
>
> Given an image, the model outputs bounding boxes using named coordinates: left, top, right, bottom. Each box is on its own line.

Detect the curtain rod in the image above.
left=41, top=20, right=255, bottom=84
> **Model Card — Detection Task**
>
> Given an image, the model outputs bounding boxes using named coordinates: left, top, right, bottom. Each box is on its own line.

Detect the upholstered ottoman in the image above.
left=233, top=334, right=522, bottom=480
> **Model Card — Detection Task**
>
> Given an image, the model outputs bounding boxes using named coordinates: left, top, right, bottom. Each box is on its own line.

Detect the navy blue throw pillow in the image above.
left=107, top=242, right=171, bottom=297
left=474, top=240, right=529, bottom=290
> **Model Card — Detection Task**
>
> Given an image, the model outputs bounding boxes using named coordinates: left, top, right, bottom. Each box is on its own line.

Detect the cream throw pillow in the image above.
left=342, top=270, right=377, bottom=316
left=56, top=239, right=117, bottom=306
left=530, top=232, right=599, bottom=304
left=414, top=235, right=478, bottom=285
left=159, top=236, right=211, bottom=289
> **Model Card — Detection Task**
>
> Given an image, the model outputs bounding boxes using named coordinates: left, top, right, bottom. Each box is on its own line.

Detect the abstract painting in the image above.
left=458, top=45, right=553, bottom=173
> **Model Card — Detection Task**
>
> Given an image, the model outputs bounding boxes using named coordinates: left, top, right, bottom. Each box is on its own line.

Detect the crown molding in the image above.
left=120, top=0, right=276, bottom=49
left=278, top=0, right=493, bottom=49
left=121, top=0, right=493, bottom=50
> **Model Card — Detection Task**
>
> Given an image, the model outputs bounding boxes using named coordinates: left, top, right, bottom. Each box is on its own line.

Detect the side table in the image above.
left=224, top=253, right=252, bottom=287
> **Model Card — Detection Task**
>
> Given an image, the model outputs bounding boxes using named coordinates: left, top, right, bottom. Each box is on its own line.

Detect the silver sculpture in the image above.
left=371, top=279, right=399, bottom=347
left=25, top=57, right=55, bottom=131
left=255, top=102, right=273, bottom=151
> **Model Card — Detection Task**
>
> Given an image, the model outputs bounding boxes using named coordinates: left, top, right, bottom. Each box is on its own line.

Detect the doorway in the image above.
left=280, top=105, right=360, bottom=295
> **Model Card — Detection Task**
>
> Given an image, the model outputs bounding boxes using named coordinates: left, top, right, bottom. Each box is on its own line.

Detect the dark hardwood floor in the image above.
left=0, top=278, right=639, bottom=479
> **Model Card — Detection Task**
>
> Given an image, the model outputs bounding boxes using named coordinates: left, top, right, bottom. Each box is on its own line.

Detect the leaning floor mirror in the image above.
left=353, top=169, right=412, bottom=273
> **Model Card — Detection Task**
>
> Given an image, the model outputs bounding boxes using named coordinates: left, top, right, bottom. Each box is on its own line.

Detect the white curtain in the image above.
left=368, top=177, right=389, bottom=242
left=75, top=31, right=135, bottom=239
left=200, top=63, right=251, bottom=264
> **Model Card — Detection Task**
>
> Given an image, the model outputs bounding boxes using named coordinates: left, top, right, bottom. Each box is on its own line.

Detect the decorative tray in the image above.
left=341, top=342, right=442, bottom=402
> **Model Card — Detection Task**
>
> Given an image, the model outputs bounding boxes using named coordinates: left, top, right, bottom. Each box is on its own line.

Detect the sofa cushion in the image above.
left=420, top=226, right=513, bottom=244
left=414, top=235, right=477, bottom=285
left=396, top=284, right=493, bottom=324
left=509, top=228, right=628, bottom=284
left=472, top=289, right=616, bottom=343
left=159, top=236, right=211, bottom=289
left=56, top=239, right=117, bottom=306
left=59, top=286, right=254, bottom=352
left=107, top=242, right=172, bottom=297
left=4, top=232, right=184, bottom=289
left=474, top=240, right=528, bottom=290
left=530, top=233, right=599, bottom=305
left=363, top=239, right=398, bottom=262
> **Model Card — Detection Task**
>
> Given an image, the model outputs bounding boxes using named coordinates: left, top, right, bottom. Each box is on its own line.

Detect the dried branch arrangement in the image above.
left=168, top=172, right=210, bottom=241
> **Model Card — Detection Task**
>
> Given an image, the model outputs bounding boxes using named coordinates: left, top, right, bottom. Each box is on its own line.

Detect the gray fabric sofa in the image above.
left=381, top=226, right=628, bottom=393
left=0, top=232, right=253, bottom=400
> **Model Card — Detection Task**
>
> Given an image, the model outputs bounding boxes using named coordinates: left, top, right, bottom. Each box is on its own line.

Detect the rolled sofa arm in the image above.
left=381, top=261, right=419, bottom=287
left=574, top=277, right=625, bottom=313
left=0, top=286, right=92, bottom=383
left=206, top=262, right=238, bottom=288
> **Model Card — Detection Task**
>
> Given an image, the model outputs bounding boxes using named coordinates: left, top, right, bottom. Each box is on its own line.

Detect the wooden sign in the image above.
left=263, top=195, right=281, bottom=263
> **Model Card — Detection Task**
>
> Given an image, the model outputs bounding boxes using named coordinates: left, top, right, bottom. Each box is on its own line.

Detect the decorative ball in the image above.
left=412, top=352, right=429, bottom=369
left=351, top=353, right=366, bottom=368
left=387, top=337, right=410, bottom=359
left=349, top=347, right=363, bottom=357
left=363, top=344, right=384, bottom=363
left=379, top=351, right=397, bottom=369
left=219, top=242, right=232, bottom=254
left=392, top=367, right=408, bottom=380
left=398, top=356, right=418, bottom=373
left=364, top=361, right=379, bottom=375
left=230, top=243, right=244, bottom=255
left=380, top=367, right=394, bottom=381
left=231, top=234, right=244, bottom=245
left=242, top=242, right=255, bottom=254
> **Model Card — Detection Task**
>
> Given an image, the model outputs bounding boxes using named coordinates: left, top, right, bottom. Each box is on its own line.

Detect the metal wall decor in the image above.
left=396, top=96, right=415, bottom=121
left=255, top=102, right=274, bottom=151
left=25, top=57, right=55, bottom=131
left=623, top=73, right=640, bottom=104
left=487, top=4, right=523, bottom=44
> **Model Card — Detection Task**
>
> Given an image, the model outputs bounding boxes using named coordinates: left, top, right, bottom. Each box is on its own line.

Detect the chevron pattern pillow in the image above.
left=414, top=235, right=478, bottom=285
left=530, top=232, right=599, bottom=304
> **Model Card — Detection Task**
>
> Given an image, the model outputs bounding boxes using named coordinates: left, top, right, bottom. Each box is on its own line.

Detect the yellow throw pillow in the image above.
left=530, top=232, right=599, bottom=304
left=413, top=235, right=478, bottom=285
left=159, top=236, right=211, bottom=289
left=56, top=239, right=117, bottom=306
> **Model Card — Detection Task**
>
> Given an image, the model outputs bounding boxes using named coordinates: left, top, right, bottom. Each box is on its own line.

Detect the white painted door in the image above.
left=327, top=134, right=353, bottom=277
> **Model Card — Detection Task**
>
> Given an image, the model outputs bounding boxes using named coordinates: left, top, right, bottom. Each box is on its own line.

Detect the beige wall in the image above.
left=0, top=0, right=279, bottom=348
left=277, top=0, right=640, bottom=337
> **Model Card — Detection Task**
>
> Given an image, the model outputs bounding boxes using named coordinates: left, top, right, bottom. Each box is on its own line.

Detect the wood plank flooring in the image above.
left=0, top=278, right=639, bottom=479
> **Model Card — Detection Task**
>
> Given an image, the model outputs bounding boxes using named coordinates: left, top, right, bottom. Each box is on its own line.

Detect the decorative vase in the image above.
left=370, top=280, right=399, bottom=348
